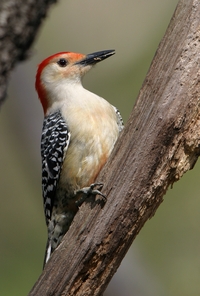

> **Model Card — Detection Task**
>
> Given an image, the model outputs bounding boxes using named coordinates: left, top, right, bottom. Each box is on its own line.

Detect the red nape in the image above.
left=35, top=52, right=70, bottom=114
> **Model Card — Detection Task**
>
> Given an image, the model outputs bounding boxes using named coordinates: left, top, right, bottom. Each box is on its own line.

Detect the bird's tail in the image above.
left=43, top=239, right=52, bottom=269
left=43, top=212, right=76, bottom=268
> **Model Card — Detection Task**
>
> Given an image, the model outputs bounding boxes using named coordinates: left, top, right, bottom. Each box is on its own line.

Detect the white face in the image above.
left=41, top=53, right=92, bottom=87
left=36, top=51, right=105, bottom=113
left=37, top=53, right=94, bottom=113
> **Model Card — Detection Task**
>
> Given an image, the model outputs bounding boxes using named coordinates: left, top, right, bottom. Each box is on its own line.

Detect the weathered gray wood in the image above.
left=29, top=0, right=200, bottom=295
left=0, top=0, right=57, bottom=105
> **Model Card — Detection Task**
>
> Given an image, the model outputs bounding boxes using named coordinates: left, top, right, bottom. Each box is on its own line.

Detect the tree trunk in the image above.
left=0, top=0, right=57, bottom=105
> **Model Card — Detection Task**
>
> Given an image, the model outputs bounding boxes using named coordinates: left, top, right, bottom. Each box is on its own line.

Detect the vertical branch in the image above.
left=0, top=0, right=57, bottom=105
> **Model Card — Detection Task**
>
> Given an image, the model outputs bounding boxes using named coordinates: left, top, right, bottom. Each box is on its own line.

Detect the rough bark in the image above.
left=28, top=0, right=200, bottom=295
left=0, top=0, right=57, bottom=105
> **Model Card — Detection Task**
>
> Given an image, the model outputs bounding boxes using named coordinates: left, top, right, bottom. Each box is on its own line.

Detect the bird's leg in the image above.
left=75, top=183, right=107, bottom=206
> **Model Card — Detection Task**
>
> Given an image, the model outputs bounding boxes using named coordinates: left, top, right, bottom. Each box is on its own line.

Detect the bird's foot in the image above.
left=75, top=183, right=106, bottom=206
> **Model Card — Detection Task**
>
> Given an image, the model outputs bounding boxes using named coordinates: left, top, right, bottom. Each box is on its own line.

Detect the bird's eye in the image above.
left=57, top=58, right=68, bottom=67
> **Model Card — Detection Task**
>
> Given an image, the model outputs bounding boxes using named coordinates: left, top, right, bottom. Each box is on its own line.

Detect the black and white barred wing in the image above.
left=41, top=111, right=70, bottom=225
left=113, top=106, right=124, bottom=132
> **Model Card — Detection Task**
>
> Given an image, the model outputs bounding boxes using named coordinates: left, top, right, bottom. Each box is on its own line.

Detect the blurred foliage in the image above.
left=1, top=1, right=200, bottom=295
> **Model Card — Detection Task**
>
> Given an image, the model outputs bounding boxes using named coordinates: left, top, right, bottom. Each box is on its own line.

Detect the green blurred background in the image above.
left=1, top=0, right=200, bottom=295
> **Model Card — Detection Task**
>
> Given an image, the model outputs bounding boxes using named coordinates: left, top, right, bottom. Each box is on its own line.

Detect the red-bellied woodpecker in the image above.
left=35, top=50, right=123, bottom=266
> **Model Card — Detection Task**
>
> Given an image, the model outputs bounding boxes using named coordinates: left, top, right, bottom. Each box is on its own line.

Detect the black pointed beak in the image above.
left=76, top=49, right=115, bottom=66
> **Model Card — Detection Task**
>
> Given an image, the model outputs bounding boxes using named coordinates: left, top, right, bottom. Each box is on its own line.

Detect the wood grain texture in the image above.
left=29, top=0, right=200, bottom=295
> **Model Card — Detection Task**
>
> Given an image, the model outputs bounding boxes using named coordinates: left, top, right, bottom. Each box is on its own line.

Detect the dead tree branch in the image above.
left=0, top=0, right=58, bottom=106
left=28, top=0, right=199, bottom=294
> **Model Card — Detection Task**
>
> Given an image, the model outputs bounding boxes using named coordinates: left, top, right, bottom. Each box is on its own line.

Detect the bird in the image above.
left=35, top=49, right=123, bottom=267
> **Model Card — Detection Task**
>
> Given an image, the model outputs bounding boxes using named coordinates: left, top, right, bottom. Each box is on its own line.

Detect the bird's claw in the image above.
left=75, top=183, right=106, bottom=206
